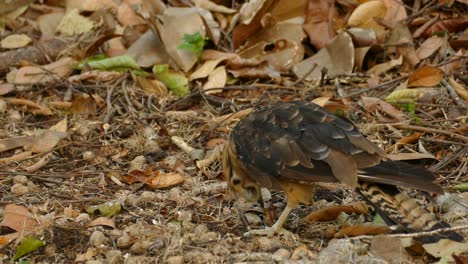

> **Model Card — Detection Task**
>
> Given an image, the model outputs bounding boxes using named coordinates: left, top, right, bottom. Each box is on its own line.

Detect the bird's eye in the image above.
left=232, top=179, right=241, bottom=185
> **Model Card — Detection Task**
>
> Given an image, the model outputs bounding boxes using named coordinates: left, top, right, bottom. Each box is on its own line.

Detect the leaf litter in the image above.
left=0, top=0, right=467, bottom=263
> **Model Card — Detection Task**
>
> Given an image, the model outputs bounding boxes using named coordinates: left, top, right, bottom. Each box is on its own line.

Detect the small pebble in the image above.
left=106, top=250, right=123, bottom=264
left=194, top=224, right=209, bottom=236
left=13, top=175, right=28, bottom=184
left=129, top=155, right=147, bottom=170
left=83, top=151, right=95, bottom=161
left=10, top=183, right=29, bottom=195
left=89, top=231, right=109, bottom=247
left=117, top=234, right=135, bottom=248
left=255, top=237, right=282, bottom=252
left=177, top=210, right=192, bottom=222
left=273, top=248, right=290, bottom=262
left=130, top=240, right=152, bottom=254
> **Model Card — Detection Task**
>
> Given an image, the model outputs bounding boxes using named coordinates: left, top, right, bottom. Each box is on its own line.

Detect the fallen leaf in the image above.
left=86, top=202, right=122, bottom=217
left=13, top=57, right=77, bottom=85
left=5, top=98, right=53, bottom=115
left=387, top=152, right=436, bottom=160
left=383, top=0, right=407, bottom=27
left=123, top=168, right=185, bottom=189
left=370, top=236, right=413, bottom=263
left=203, top=66, right=226, bottom=94
left=68, top=70, right=124, bottom=83
left=448, top=77, right=468, bottom=101
left=190, top=59, right=224, bottom=80
left=127, top=30, right=170, bottom=68
left=135, top=76, right=168, bottom=97
left=334, top=225, right=391, bottom=237
left=303, top=0, right=338, bottom=49
left=293, top=32, right=354, bottom=80
left=367, top=56, right=403, bottom=76
left=87, top=217, right=115, bottom=229
left=0, top=34, right=32, bottom=49
left=0, top=205, right=42, bottom=232
left=423, top=239, right=468, bottom=258
left=408, top=66, right=444, bottom=87
left=238, top=23, right=306, bottom=71
left=56, top=9, right=95, bottom=36
left=155, top=7, right=206, bottom=72
left=416, top=36, right=445, bottom=60
left=0, top=136, right=34, bottom=153
left=347, top=0, right=387, bottom=39
left=30, top=130, right=68, bottom=153
left=306, top=202, right=369, bottom=221
left=70, top=94, right=97, bottom=116
left=361, top=97, right=406, bottom=121
left=153, top=64, right=189, bottom=96
left=385, top=88, right=440, bottom=102
left=37, top=12, right=65, bottom=40
left=13, top=237, right=46, bottom=261
left=192, top=0, right=236, bottom=13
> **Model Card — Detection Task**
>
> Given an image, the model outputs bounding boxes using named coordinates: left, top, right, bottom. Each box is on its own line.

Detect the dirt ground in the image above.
left=0, top=83, right=467, bottom=264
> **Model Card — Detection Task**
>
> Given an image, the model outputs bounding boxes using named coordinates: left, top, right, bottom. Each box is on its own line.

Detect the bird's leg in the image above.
left=244, top=201, right=296, bottom=237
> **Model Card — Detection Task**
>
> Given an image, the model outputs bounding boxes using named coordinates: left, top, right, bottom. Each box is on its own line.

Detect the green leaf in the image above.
left=177, top=32, right=206, bottom=58
left=86, top=202, right=122, bottom=217
left=13, top=237, right=46, bottom=261
left=76, top=55, right=140, bottom=71
left=453, top=182, right=468, bottom=191
left=373, top=213, right=387, bottom=225
left=153, top=64, right=189, bottom=96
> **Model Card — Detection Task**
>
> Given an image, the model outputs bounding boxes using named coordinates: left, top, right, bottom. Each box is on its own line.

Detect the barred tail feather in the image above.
left=358, top=182, right=463, bottom=243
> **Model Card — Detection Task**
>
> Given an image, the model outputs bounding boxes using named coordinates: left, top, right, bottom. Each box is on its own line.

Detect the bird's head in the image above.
left=223, top=141, right=261, bottom=202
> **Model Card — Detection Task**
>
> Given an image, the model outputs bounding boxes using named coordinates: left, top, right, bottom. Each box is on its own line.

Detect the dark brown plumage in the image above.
left=223, top=101, right=462, bottom=242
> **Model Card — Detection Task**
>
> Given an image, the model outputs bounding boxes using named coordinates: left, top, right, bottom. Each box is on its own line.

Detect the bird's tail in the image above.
left=357, top=161, right=463, bottom=243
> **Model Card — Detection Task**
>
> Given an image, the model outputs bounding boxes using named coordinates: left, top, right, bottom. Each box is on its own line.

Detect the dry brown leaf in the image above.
left=127, top=30, right=170, bottom=68
left=367, top=56, right=402, bottom=76
left=206, top=138, right=226, bottom=150
left=370, top=236, right=413, bottom=263
left=334, top=225, right=391, bottom=237
left=56, top=9, right=95, bottom=36
left=388, top=152, right=436, bottom=160
left=13, top=57, right=77, bottom=85
left=0, top=204, right=42, bottom=232
left=0, top=136, right=34, bottom=153
left=306, top=202, right=369, bottom=222
left=0, top=34, right=32, bottom=49
left=50, top=117, right=68, bottom=133
left=311, top=97, right=352, bottom=113
left=0, top=83, right=15, bottom=95
left=4, top=98, right=53, bottom=115
left=192, top=0, right=236, bottom=13
left=238, top=23, right=306, bottom=72
left=70, top=94, right=97, bottom=115
left=303, top=0, right=338, bottom=49
left=37, top=12, right=65, bottom=40
left=201, top=50, right=263, bottom=68
left=347, top=0, right=387, bottom=39
left=383, top=0, right=407, bottom=27
left=88, top=217, right=116, bottom=229
left=68, top=70, right=124, bottom=84
left=421, top=17, right=468, bottom=38
left=423, top=239, right=468, bottom=258
left=448, top=77, right=468, bottom=101
left=408, top=66, right=444, bottom=87
left=190, top=59, right=224, bottom=80
left=396, top=132, right=421, bottom=146
left=233, top=0, right=274, bottom=48
left=117, top=2, right=146, bottom=27
left=135, top=76, right=168, bottom=97
left=416, top=36, right=445, bottom=60
left=155, top=7, right=206, bottom=72
left=229, top=64, right=280, bottom=79
left=30, top=130, right=68, bottom=153
left=361, top=97, right=406, bottom=121
left=293, top=32, right=354, bottom=80
left=203, top=66, right=226, bottom=94
left=123, top=169, right=185, bottom=189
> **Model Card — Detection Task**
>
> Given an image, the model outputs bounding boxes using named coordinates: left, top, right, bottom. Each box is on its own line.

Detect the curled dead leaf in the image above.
left=334, top=225, right=391, bottom=237
left=306, top=202, right=369, bottom=222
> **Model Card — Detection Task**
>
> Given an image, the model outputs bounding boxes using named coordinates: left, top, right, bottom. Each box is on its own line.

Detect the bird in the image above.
left=223, top=101, right=462, bottom=243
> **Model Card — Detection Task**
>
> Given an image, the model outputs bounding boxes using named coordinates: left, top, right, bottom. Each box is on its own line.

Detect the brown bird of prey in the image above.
left=223, top=101, right=462, bottom=243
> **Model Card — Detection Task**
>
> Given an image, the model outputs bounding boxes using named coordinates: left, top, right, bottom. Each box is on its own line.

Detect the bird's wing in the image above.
left=231, top=101, right=441, bottom=193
